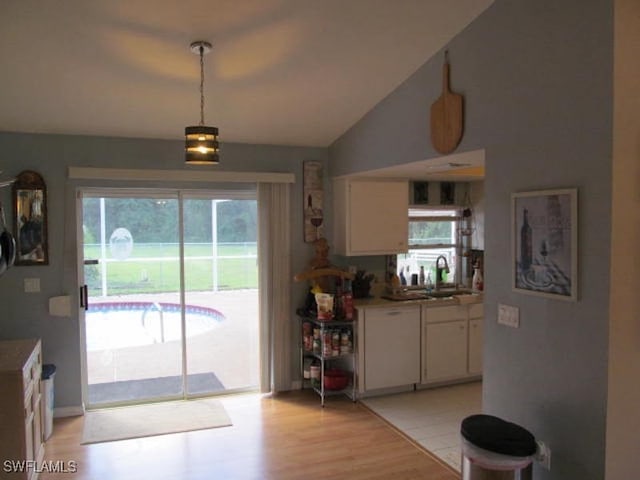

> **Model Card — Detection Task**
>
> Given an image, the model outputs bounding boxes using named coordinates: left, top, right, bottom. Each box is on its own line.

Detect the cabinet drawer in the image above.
left=22, top=348, right=41, bottom=394
left=22, top=362, right=35, bottom=393
left=425, top=305, right=467, bottom=323
left=469, top=303, right=484, bottom=319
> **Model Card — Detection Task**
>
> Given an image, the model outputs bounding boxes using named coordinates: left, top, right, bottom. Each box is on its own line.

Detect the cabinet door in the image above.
left=424, top=320, right=467, bottom=382
left=334, top=179, right=408, bottom=256
left=349, top=181, right=408, bottom=255
left=24, top=390, right=35, bottom=465
left=468, top=318, right=483, bottom=375
left=364, top=307, right=420, bottom=390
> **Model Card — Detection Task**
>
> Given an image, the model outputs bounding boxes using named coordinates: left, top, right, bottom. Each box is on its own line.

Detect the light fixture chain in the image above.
left=199, top=45, right=205, bottom=126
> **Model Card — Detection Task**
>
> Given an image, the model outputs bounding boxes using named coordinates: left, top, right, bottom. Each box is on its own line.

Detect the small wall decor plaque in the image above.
left=303, top=161, right=324, bottom=242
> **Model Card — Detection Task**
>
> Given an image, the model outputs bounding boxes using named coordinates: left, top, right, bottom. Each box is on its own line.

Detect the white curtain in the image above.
left=257, top=183, right=292, bottom=393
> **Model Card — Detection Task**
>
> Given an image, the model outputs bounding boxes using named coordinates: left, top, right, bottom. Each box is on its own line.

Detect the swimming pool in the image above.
left=86, top=301, right=226, bottom=351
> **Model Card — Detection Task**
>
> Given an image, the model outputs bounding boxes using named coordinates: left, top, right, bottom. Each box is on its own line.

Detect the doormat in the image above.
left=88, top=372, right=225, bottom=405
left=81, top=398, right=232, bottom=444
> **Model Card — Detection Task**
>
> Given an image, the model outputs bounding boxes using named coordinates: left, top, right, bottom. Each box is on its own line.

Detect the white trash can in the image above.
left=461, top=414, right=536, bottom=480
left=41, top=364, right=56, bottom=440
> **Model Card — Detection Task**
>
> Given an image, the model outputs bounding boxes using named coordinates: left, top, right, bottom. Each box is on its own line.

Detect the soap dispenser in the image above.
left=472, top=265, right=484, bottom=291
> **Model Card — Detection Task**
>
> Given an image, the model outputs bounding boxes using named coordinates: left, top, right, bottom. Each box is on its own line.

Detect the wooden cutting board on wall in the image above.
left=430, top=51, right=464, bottom=154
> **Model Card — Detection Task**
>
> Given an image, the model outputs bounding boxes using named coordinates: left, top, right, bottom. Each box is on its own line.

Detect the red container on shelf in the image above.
left=323, top=369, right=349, bottom=390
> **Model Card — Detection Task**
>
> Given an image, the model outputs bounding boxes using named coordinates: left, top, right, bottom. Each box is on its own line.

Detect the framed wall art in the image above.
left=512, top=188, right=577, bottom=301
left=13, top=170, right=49, bottom=265
left=303, top=161, right=324, bottom=242
left=412, top=181, right=429, bottom=205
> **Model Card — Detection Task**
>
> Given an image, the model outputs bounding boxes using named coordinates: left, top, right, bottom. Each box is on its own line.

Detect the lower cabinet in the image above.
left=362, top=306, right=421, bottom=391
left=356, top=301, right=483, bottom=396
left=467, top=302, right=484, bottom=375
left=424, top=320, right=468, bottom=382
left=468, top=318, right=484, bottom=375
left=0, top=338, right=45, bottom=480
left=421, top=303, right=484, bottom=385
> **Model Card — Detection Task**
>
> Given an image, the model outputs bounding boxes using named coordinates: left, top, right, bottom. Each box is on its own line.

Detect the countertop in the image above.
left=354, top=292, right=483, bottom=309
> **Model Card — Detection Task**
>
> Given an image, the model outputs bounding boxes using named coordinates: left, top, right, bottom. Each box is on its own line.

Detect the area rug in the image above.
left=81, top=398, right=232, bottom=444
left=87, top=372, right=225, bottom=405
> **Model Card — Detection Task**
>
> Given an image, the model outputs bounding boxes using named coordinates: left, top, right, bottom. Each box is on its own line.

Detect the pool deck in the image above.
left=86, top=289, right=259, bottom=402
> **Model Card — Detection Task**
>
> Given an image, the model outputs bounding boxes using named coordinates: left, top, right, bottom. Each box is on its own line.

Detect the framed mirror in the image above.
left=13, top=170, right=48, bottom=265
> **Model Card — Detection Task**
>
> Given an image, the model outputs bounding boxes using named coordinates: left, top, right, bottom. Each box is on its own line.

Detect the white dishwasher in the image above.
left=363, top=305, right=421, bottom=391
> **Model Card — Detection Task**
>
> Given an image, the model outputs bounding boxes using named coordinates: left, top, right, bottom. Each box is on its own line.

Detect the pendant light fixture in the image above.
left=185, top=40, right=220, bottom=165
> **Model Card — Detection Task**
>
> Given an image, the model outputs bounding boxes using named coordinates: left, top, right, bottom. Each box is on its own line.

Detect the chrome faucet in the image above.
left=435, top=255, right=450, bottom=291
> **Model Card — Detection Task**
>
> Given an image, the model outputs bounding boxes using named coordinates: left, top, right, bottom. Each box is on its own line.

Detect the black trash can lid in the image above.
left=461, top=414, right=537, bottom=457
left=42, top=364, right=56, bottom=380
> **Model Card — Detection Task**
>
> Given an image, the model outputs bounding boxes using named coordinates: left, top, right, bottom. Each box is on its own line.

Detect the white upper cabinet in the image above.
left=333, top=178, right=408, bottom=256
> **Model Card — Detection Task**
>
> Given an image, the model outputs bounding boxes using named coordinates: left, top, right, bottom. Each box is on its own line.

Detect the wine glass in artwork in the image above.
left=540, top=240, right=548, bottom=265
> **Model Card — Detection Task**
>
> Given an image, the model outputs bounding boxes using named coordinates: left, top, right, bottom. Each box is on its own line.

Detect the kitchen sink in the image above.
left=381, top=292, right=430, bottom=301
left=427, top=289, right=473, bottom=298
left=381, top=288, right=475, bottom=301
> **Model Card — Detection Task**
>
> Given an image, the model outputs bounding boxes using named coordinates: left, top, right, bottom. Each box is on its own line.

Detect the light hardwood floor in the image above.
left=40, top=390, right=459, bottom=480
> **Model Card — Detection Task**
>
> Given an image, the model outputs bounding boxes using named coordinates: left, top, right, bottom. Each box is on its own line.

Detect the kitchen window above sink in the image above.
left=395, top=207, right=461, bottom=287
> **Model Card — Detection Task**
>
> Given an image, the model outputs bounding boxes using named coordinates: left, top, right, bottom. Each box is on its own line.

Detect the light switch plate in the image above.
left=24, top=278, right=41, bottom=293
left=498, top=303, right=520, bottom=328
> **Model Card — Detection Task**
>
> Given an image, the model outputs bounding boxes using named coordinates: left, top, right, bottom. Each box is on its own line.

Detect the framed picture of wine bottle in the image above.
left=303, top=161, right=324, bottom=243
left=512, top=188, right=577, bottom=301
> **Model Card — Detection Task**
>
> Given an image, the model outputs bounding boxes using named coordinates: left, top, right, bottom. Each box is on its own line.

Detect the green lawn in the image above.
left=84, top=243, right=258, bottom=295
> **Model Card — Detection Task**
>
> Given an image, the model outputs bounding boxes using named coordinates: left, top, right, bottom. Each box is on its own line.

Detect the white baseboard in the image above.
left=54, top=406, right=84, bottom=418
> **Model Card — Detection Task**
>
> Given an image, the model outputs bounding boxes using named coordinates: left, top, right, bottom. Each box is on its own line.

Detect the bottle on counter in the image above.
left=419, top=266, right=425, bottom=286
left=342, top=279, right=354, bottom=320
left=426, top=272, right=433, bottom=293
left=472, top=266, right=484, bottom=291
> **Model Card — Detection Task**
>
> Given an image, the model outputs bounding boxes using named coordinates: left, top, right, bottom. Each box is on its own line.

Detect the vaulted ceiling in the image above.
left=0, top=1, right=493, bottom=148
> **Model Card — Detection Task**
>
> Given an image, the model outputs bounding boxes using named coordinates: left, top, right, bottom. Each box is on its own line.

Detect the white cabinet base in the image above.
left=424, top=320, right=468, bottom=383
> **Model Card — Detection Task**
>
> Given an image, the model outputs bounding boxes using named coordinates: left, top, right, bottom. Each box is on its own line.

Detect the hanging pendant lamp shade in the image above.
left=185, top=125, right=219, bottom=164
left=185, top=41, right=220, bottom=165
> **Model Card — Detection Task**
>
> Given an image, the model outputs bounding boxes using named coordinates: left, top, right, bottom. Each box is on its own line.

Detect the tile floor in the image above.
left=361, top=381, right=482, bottom=471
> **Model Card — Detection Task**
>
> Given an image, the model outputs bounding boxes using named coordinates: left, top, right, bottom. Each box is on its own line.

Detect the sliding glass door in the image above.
left=80, top=190, right=258, bottom=408
left=182, top=196, right=259, bottom=395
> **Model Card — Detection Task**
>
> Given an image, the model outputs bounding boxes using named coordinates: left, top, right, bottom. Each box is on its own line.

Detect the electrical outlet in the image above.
left=24, top=278, right=41, bottom=293
left=497, top=303, right=520, bottom=327
left=535, top=440, right=551, bottom=470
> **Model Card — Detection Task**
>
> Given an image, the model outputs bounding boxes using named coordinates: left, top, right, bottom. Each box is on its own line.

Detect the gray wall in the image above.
left=0, top=131, right=327, bottom=408
left=330, top=1, right=612, bottom=479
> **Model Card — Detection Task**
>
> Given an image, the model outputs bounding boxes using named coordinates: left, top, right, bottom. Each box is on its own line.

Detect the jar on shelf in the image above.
left=302, top=322, right=313, bottom=351
left=332, top=330, right=341, bottom=356
left=340, top=330, right=352, bottom=354
left=310, top=360, right=320, bottom=388
left=303, top=358, right=312, bottom=379
left=322, top=331, right=333, bottom=357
